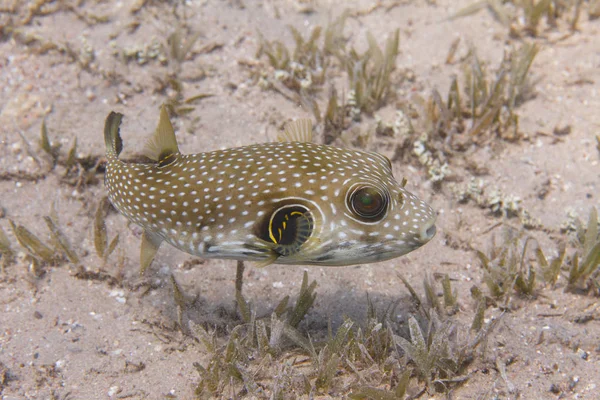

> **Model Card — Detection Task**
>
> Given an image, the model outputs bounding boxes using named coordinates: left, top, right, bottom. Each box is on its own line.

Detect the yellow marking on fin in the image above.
left=143, top=105, right=180, bottom=162
left=278, top=118, right=313, bottom=143
left=140, top=231, right=163, bottom=275
left=268, top=220, right=278, bottom=244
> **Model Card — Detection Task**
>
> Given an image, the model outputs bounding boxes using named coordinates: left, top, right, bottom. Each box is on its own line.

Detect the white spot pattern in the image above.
left=105, top=140, right=436, bottom=265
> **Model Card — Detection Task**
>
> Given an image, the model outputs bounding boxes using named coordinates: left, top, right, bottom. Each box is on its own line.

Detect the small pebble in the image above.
left=85, top=88, right=96, bottom=101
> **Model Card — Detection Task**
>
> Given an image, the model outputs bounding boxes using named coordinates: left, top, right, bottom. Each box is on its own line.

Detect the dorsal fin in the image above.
left=278, top=118, right=313, bottom=143
left=143, top=105, right=180, bottom=164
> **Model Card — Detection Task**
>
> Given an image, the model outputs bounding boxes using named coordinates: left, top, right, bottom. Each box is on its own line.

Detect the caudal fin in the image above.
left=104, top=112, right=124, bottom=160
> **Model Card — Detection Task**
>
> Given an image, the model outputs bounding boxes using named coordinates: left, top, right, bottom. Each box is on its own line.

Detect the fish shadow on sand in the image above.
left=142, top=271, right=421, bottom=341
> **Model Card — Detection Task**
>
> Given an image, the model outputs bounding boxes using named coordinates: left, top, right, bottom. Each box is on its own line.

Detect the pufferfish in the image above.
left=103, top=107, right=436, bottom=273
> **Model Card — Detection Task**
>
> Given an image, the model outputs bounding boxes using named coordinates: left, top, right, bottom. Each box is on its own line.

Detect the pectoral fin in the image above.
left=266, top=206, right=314, bottom=257
left=140, top=231, right=163, bottom=275
left=251, top=253, right=279, bottom=269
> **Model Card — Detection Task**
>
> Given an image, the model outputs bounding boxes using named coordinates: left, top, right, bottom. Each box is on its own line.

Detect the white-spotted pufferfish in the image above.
left=103, top=107, right=436, bottom=272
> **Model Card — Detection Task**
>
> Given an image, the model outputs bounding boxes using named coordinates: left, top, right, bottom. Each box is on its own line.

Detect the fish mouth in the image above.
left=419, top=217, right=437, bottom=243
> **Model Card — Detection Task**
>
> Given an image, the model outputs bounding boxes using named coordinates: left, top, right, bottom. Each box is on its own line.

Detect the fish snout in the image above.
left=418, top=216, right=437, bottom=243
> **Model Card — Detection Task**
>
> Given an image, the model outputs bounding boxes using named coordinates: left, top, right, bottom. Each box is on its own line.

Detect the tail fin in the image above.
left=104, top=112, right=124, bottom=160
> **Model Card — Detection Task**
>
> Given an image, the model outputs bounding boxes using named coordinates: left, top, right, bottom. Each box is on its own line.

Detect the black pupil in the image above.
left=353, top=188, right=386, bottom=218
left=361, top=193, right=375, bottom=207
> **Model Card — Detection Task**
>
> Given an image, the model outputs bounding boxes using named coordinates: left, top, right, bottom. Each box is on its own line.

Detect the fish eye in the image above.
left=349, top=186, right=388, bottom=221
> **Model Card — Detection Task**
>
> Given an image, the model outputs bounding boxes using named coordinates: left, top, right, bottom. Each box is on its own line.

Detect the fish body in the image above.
left=104, top=108, right=436, bottom=271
